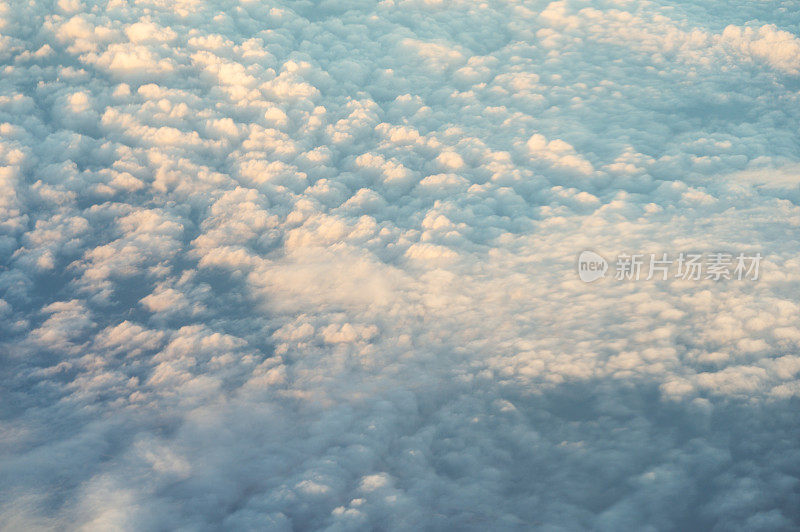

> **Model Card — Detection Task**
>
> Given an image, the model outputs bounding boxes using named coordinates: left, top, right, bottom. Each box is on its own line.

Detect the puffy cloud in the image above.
left=1, top=0, right=800, bottom=529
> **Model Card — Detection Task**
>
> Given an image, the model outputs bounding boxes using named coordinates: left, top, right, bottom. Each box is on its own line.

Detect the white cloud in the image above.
left=1, top=0, right=800, bottom=529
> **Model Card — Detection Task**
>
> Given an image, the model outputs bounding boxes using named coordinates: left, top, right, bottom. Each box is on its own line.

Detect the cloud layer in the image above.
left=1, top=0, right=799, bottom=529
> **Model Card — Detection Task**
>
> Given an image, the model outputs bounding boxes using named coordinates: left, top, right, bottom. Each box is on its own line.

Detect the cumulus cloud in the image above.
left=1, top=0, right=800, bottom=530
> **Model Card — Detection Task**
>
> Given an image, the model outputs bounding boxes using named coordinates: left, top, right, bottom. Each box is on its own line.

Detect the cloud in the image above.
left=1, top=0, right=799, bottom=529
